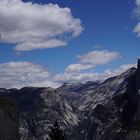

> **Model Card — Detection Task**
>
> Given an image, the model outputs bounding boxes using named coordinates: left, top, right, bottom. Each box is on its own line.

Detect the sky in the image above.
left=0, top=0, right=140, bottom=88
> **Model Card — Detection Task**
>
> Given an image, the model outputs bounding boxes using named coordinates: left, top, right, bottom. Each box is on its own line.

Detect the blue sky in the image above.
left=0, top=0, right=140, bottom=88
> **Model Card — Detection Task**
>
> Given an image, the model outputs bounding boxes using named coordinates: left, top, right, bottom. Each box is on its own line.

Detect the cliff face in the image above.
left=84, top=59, right=140, bottom=140
left=136, top=59, right=140, bottom=91
left=0, top=87, right=81, bottom=140
left=0, top=97, right=19, bottom=140
left=12, top=87, right=80, bottom=140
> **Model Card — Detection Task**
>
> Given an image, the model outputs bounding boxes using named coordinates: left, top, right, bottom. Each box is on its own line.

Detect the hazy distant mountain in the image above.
left=0, top=59, right=140, bottom=140
left=57, top=81, right=99, bottom=106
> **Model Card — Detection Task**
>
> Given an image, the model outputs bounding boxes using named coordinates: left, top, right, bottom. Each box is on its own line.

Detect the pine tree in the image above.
left=48, top=121, right=66, bottom=140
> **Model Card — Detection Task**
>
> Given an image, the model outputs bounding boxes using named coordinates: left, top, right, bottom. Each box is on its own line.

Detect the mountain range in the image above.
left=0, top=59, right=140, bottom=140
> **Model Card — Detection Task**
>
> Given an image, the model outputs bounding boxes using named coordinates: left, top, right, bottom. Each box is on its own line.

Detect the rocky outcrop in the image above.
left=6, top=87, right=81, bottom=140
left=84, top=59, right=140, bottom=140
left=136, top=58, right=140, bottom=91
left=0, top=87, right=82, bottom=140
left=57, top=82, right=98, bottom=106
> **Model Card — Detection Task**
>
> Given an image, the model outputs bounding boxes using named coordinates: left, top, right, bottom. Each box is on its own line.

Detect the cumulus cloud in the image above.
left=54, top=50, right=136, bottom=84
left=133, top=0, right=140, bottom=36
left=65, top=50, right=120, bottom=73
left=136, top=0, right=140, bottom=6
left=0, top=61, right=136, bottom=88
left=133, top=0, right=140, bottom=17
left=103, top=64, right=136, bottom=78
left=65, top=64, right=93, bottom=73
left=55, top=64, right=136, bottom=83
left=77, top=50, right=120, bottom=65
left=0, top=0, right=83, bottom=51
left=0, top=61, right=58, bottom=88
left=55, top=72, right=97, bottom=83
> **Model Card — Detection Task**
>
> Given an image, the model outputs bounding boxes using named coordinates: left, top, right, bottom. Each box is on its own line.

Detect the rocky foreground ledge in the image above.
left=0, top=97, right=19, bottom=140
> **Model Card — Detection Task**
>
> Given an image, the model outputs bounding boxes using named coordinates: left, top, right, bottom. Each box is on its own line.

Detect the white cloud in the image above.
left=15, top=39, right=67, bottom=51
left=0, top=0, right=83, bottom=51
left=65, top=50, right=120, bottom=73
left=65, top=64, right=93, bottom=73
left=133, top=0, right=140, bottom=36
left=103, top=64, right=136, bottom=78
left=133, top=0, right=140, bottom=17
left=55, top=72, right=96, bottom=83
left=77, top=50, right=120, bottom=65
left=0, top=61, right=136, bottom=89
left=57, top=49, right=135, bottom=83
left=55, top=64, right=136, bottom=83
left=0, top=61, right=58, bottom=88
left=136, top=0, right=140, bottom=7
left=133, top=23, right=140, bottom=37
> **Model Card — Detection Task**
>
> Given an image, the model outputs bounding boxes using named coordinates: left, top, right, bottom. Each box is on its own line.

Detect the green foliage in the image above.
left=130, top=121, right=140, bottom=131
left=48, top=121, right=66, bottom=140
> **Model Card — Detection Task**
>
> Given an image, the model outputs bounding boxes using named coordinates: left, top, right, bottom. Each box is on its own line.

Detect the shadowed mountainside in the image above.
left=0, top=97, right=19, bottom=140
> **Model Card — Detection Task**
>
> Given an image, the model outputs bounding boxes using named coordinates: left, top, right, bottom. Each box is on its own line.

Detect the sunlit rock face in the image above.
left=58, top=59, right=140, bottom=140
left=9, top=87, right=80, bottom=140
left=83, top=60, right=140, bottom=140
